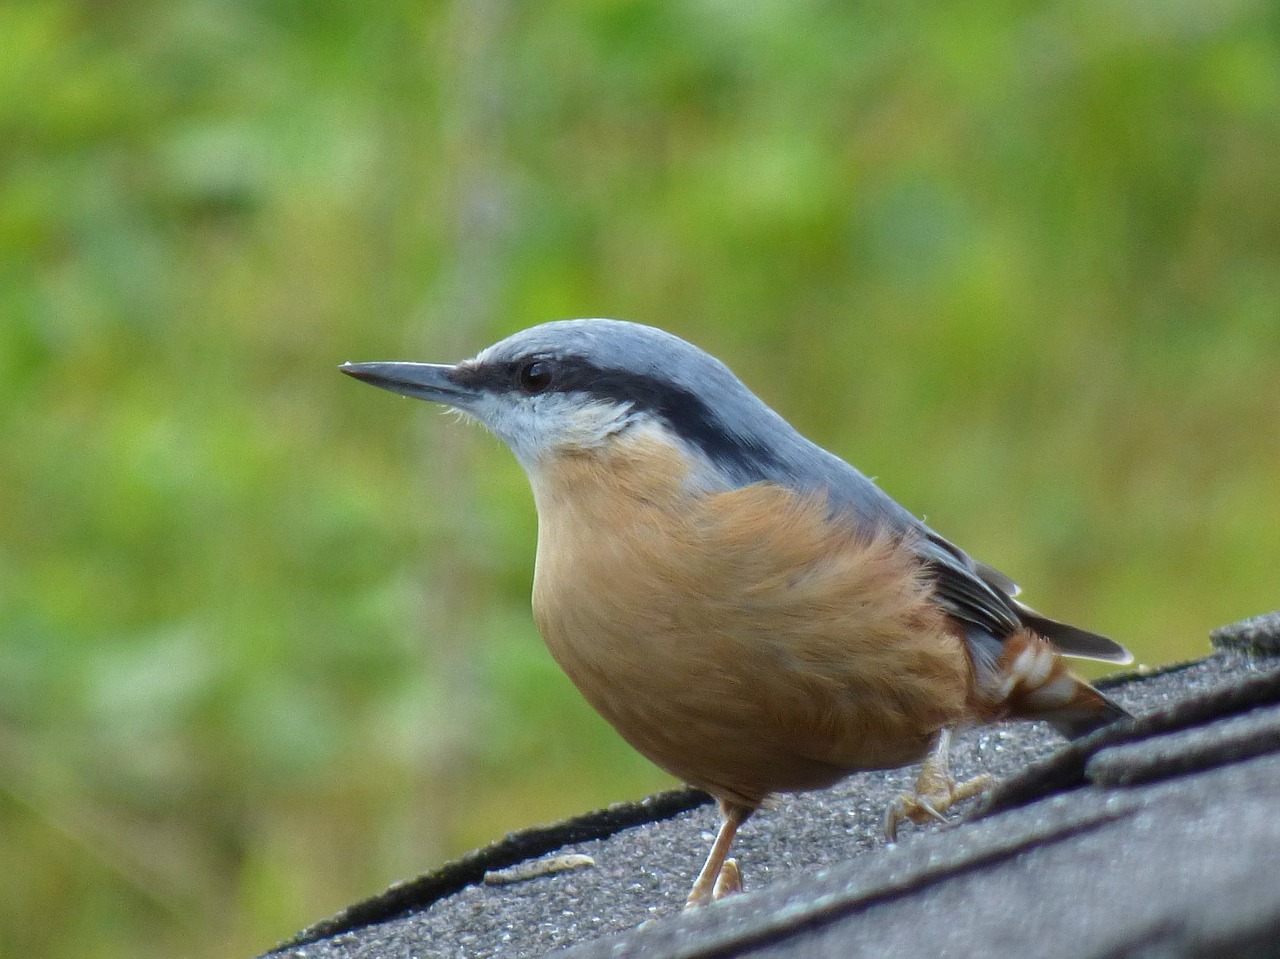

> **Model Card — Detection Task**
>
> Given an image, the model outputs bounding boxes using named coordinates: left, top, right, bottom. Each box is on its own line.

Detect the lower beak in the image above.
left=339, top=361, right=474, bottom=405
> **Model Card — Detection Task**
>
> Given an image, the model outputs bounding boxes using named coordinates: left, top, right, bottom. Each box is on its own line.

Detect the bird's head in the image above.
left=341, top=319, right=797, bottom=488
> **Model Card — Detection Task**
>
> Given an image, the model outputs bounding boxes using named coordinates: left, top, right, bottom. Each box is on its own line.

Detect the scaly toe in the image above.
left=950, top=773, right=995, bottom=804
left=712, top=858, right=742, bottom=900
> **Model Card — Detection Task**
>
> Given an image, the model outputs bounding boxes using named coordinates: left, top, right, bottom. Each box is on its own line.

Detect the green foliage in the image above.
left=2, top=1, right=1278, bottom=957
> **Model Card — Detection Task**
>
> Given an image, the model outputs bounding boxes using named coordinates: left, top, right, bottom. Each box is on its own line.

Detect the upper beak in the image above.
left=339, top=361, right=475, bottom=405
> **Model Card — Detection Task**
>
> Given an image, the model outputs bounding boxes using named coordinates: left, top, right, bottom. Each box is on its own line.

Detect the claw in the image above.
left=884, top=794, right=947, bottom=843
left=914, top=798, right=950, bottom=824
left=882, top=729, right=993, bottom=842
left=884, top=799, right=907, bottom=843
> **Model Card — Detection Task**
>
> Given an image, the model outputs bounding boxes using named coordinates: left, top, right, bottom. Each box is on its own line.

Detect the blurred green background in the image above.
left=3, top=1, right=1278, bottom=957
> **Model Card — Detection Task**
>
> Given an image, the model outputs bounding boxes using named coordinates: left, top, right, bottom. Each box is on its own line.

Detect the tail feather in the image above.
left=1045, top=686, right=1131, bottom=740
left=980, top=631, right=1133, bottom=740
left=1015, top=607, right=1133, bottom=665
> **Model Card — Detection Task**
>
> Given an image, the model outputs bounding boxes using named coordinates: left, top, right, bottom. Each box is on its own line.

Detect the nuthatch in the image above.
left=341, top=319, right=1132, bottom=907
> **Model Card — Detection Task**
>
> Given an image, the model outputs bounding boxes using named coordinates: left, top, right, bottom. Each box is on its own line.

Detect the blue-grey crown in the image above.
left=470, top=320, right=791, bottom=480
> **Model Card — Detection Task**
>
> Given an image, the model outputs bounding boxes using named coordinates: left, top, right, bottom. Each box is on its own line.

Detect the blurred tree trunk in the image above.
left=404, top=0, right=515, bottom=867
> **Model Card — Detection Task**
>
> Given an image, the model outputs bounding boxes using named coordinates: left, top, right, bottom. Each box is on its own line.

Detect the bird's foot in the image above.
left=712, top=858, right=742, bottom=900
left=686, top=857, right=744, bottom=908
left=883, top=773, right=992, bottom=842
left=685, top=804, right=751, bottom=909
left=883, top=729, right=993, bottom=842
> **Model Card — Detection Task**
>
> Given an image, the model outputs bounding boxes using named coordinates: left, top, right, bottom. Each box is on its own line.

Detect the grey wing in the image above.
left=916, top=530, right=1023, bottom=640
left=923, top=529, right=1132, bottom=664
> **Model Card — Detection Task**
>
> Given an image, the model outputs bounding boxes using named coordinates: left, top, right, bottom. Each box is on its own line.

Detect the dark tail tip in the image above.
left=1047, top=688, right=1132, bottom=740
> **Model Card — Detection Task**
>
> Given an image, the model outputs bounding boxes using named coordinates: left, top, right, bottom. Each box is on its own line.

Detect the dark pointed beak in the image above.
left=339, top=361, right=476, bottom=405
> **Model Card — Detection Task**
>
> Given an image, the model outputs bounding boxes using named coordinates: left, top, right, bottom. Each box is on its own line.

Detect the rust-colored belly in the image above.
left=528, top=442, right=974, bottom=807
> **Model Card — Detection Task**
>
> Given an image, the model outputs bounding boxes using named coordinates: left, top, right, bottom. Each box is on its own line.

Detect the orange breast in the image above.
left=528, top=433, right=975, bottom=807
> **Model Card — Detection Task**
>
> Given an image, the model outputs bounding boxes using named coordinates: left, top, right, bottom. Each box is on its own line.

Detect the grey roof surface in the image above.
left=264, top=613, right=1280, bottom=959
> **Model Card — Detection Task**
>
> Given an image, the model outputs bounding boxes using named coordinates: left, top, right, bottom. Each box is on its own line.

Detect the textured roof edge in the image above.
left=1210, top=610, right=1280, bottom=654
left=980, top=650, right=1280, bottom=815
left=270, top=787, right=710, bottom=952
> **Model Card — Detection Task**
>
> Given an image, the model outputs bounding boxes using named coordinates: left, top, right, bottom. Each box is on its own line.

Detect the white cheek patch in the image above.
left=458, top=388, right=731, bottom=497
left=473, top=393, right=637, bottom=469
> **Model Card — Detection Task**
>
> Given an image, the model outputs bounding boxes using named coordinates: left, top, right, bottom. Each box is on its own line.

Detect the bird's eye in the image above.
left=516, top=359, right=553, bottom=394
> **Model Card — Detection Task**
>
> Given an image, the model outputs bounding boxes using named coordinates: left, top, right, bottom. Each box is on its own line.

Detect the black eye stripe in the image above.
left=449, top=354, right=781, bottom=476
left=563, top=363, right=779, bottom=470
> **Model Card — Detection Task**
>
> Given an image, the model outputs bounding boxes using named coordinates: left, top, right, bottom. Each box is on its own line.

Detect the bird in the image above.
left=340, top=318, right=1133, bottom=908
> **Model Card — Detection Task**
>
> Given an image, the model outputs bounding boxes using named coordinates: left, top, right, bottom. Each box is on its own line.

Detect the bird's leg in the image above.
left=686, top=801, right=752, bottom=908
left=884, top=728, right=992, bottom=842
